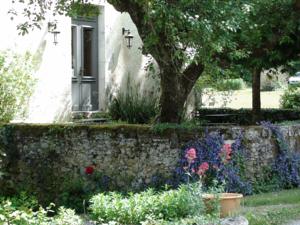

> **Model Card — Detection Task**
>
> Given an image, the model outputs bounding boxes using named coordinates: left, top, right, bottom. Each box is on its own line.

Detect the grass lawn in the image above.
left=201, top=88, right=284, bottom=109
left=241, top=188, right=300, bottom=225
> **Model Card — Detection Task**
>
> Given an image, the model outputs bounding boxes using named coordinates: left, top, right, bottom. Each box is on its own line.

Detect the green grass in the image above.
left=245, top=206, right=300, bottom=225
left=243, top=188, right=300, bottom=207
left=242, top=188, right=300, bottom=225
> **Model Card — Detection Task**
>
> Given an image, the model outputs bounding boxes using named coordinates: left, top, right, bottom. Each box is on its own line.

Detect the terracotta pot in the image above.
left=202, top=193, right=243, bottom=218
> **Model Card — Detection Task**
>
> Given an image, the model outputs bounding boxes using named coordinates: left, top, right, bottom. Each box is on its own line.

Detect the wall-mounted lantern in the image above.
left=48, top=21, right=60, bottom=45
left=122, top=27, right=134, bottom=49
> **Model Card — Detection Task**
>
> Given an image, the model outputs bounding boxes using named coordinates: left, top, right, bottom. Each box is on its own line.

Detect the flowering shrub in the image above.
left=261, top=121, right=300, bottom=189
left=175, top=132, right=252, bottom=195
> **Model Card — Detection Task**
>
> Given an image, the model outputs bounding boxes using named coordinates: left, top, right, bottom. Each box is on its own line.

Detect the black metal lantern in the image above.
left=48, top=21, right=60, bottom=45
left=52, top=31, right=61, bottom=45
left=122, top=27, right=134, bottom=48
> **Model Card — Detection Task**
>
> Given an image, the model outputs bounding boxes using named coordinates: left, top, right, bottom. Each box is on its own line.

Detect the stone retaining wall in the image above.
left=0, top=124, right=300, bottom=201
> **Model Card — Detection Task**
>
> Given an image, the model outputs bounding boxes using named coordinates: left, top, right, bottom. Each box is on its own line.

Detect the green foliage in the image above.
left=286, top=60, right=300, bottom=75
left=52, top=207, right=83, bottom=225
left=141, top=215, right=219, bottom=225
left=67, top=1, right=100, bottom=18
left=0, top=192, right=39, bottom=211
left=89, top=185, right=204, bottom=224
left=215, top=78, right=245, bottom=91
left=10, top=0, right=99, bottom=35
left=261, top=83, right=280, bottom=92
left=151, top=120, right=206, bottom=134
left=0, top=200, right=83, bottom=225
left=58, top=172, right=112, bottom=213
left=58, top=177, right=87, bottom=213
left=280, top=87, right=300, bottom=109
left=252, top=167, right=280, bottom=194
left=0, top=51, right=35, bottom=123
left=109, top=89, right=158, bottom=124
left=244, top=189, right=300, bottom=207
left=243, top=189, right=300, bottom=225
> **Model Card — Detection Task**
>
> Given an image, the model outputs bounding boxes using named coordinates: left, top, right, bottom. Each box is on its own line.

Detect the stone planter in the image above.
left=203, top=193, right=243, bottom=218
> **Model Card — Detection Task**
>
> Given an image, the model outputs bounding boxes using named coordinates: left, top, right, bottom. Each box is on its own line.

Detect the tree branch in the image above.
left=106, top=0, right=148, bottom=39
left=181, top=62, right=204, bottom=94
left=295, top=0, right=300, bottom=11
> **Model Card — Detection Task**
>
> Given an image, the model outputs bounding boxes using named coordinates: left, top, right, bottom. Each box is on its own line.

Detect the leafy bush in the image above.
left=175, top=132, right=252, bottom=195
left=215, top=78, right=245, bottom=91
left=0, top=192, right=39, bottom=211
left=109, top=89, right=158, bottom=124
left=0, top=51, right=36, bottom=122
left=261, top=82, right=280, bottom=92
left=280, top=87, right=300, bottom=109
left=89, top=185, right=203, bottom=224
left=0, top=200, right=83, bottom=225
left=58, top=171, right=111, bottom=213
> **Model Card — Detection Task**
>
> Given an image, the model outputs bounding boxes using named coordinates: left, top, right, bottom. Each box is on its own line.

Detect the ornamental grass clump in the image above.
left=89, top=185, right=203, bottom=224
left=175, top=132, right=252, bottom=195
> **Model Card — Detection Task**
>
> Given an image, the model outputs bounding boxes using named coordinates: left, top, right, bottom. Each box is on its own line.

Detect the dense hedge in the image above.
left=194, top=108, right=300, bottom=125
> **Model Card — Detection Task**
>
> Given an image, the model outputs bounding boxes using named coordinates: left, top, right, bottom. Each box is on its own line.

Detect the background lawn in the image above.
left=201, top=88, right=284, bottom=109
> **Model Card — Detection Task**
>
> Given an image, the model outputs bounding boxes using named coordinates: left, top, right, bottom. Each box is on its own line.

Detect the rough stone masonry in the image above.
left=0, top=124, right=300, bottom=201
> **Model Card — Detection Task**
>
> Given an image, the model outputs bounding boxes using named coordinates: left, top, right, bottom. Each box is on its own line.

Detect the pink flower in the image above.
left=220, top=143, right=232, bottom=163
left=185, top=148, right=197, bottom=162
left=197, top=162, right=209, bottom=176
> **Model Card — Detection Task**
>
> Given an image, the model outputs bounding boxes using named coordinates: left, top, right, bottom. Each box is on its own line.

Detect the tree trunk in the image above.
left=159, top=64, right=204, bottom=123
left=252, top=67, right=262, bottom=123
left=159, top=71, right=184, bottom=123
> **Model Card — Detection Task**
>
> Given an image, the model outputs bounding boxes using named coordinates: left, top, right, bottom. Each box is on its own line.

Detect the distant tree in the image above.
left=223, top=0, right=300, bottom=122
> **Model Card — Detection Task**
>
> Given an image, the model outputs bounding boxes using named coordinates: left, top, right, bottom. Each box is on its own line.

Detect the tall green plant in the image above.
left=90, top=185, right=203, bottom=225
left=109, top=78, right=158, bottom=124
left=0, top=51, right=35, bottom=122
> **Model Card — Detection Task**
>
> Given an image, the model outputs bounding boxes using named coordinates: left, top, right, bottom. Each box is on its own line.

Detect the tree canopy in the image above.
left=222, top=0, right=300, bottom=121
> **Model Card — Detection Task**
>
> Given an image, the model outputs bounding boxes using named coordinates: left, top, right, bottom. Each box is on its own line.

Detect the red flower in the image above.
left=85, top=166, right=94, bottom=175
left=185, top=148, right=197, bottom=163
left=197, top=162, right=209, bottom=176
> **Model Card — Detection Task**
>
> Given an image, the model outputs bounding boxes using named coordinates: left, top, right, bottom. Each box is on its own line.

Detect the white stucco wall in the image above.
left=0, top=1, right=158, bottom=123
left=103, top=4, right=159, bottom=107
left=0, top=2, right=72, bottom=123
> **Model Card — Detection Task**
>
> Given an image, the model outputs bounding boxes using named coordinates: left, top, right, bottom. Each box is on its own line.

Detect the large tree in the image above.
left=225, top=0, right=300, bottom=122
left=11, top=0, right=242, bottom=123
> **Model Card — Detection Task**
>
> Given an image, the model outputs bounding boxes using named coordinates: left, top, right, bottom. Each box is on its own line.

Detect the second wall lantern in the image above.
left=122, top=27, right=134, bottom=49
